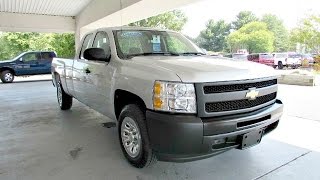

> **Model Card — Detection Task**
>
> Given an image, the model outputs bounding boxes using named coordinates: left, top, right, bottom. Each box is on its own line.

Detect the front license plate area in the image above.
left=240, top=129, right=263, bottom=149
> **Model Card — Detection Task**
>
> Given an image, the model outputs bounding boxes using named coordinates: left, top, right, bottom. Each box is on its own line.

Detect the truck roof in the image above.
left=88, top=26, right=178, bottom=34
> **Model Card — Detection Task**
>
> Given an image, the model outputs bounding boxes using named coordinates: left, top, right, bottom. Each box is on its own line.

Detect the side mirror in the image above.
left=19, top=57, right=23, bottom=62
left=83, top=48, right=110, bottom=62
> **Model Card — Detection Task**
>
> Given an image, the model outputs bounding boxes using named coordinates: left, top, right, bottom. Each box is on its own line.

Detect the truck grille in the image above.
left=205, top=93, right=277, bottom=113
left=195, top=78, right=278, bottom=117
left=203, top=79, right=277, bottom=94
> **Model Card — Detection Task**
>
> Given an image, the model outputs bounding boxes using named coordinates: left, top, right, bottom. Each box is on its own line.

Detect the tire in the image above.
left=55, top=75, right=73, bottom=110
left=278, top=61, right=284, bottom=69
left=0, top=70, right=14, bottom=83
left=118, top=104, right=157, bottom=168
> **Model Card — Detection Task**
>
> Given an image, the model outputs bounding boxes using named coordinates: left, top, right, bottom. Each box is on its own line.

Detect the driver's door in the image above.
left=16, top=52, right=42, bottom=75
left=84, top=31, right=114, bottom=117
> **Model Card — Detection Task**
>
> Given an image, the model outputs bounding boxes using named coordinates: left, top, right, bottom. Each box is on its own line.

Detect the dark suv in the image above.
left=0, top=51, right=56, bottom=83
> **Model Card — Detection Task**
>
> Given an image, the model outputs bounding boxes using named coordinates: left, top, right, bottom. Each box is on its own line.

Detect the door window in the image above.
left=22, top=52, right=41, bottom=62
left=92, top=31, right=111, bottom=59
left=41, top=52, right=56, bottom=61
left=80, top=33, right=94, bottom=59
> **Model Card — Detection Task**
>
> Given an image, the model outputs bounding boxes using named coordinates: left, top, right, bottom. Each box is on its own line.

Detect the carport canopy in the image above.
left=0, top=0, right=202, bottom=46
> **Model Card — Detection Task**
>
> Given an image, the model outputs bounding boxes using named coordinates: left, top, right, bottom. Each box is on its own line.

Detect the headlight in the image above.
left=153, top=81, right=196, bottom=113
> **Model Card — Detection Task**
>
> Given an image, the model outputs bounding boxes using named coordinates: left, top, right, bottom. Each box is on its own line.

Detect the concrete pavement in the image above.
left=0, top=81, right=319, bottom=180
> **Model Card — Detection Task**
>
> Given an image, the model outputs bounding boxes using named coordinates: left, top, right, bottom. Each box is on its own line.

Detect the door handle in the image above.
left=85, top=68, right=91, bottom=74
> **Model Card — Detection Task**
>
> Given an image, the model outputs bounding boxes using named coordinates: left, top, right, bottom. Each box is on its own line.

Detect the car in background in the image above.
left=272, top=53, right=288, bottom=69
left=247, top=53, right=274, bottom=67
left=0, top=51, right=56, bottom=83
left=313, top=54, right=320, bottom=63
left=301, top=54, right=314, bottom=64
left=287, top=53, right=302, bottom=69
left=232, top=53, right=248, bottom=60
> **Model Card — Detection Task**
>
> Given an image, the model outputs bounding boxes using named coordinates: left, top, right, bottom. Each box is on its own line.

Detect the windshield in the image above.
left=260, top=54, right=273, bottom=59
left=113, top=30, right=203, bottom=59
left=274, top=53, right=287, bottom=58
left=289, top=54, right=301, bottom=58
left=232, top=54, right=247, bottom=60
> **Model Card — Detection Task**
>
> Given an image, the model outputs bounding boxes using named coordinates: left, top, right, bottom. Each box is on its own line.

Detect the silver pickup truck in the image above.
left=51, top=27, right=283, bottom=168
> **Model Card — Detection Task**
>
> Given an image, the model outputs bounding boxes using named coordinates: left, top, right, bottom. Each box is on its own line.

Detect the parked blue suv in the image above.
left=0, top=51, right=56, bottom=83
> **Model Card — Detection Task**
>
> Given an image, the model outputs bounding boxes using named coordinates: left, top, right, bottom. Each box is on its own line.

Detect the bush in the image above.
left=301, top=59, right=309, bottom=67
left=314, top=63, right=320, bottom=72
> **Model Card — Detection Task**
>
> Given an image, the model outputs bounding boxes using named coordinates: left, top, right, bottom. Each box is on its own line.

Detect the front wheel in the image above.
left=0, top=70, right=14, bottom=83
left=278, top=61, right=284, bottom=69
left=56, top=75, right=73, bottom=110
left=118, top=104, right=157, bottom=168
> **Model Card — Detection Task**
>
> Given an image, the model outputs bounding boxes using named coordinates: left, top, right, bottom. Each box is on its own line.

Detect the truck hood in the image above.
left=132, top=56, right=277, bottom=83
left=0, top=60, right=15, bottom=64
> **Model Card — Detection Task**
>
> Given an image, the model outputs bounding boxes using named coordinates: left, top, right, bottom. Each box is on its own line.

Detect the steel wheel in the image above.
left=4, top=72, right=13, bottom=82
left=57, top=82, right=63, bottom=107
left=121, top=117, right=142, bottom=158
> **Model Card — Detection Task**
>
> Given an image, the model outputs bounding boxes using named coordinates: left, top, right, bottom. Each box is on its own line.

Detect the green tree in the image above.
left=0, top=32, right=75, bottom=60
left=262, top=14, right=289, bottom=52
left=290, top=14, right=320, bottom=53
left=50, top=33, right=75, bottom=58
left=227, top=21, right=274, bottom=53
left=129, top=10, right=187, bottom=31
left=232, top=11, right=259, bottom=30
left=196, top=20, right=231, bottom=52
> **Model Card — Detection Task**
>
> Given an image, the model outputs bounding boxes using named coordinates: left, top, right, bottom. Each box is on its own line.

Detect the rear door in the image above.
left=40, top=52, right=56, bottom=74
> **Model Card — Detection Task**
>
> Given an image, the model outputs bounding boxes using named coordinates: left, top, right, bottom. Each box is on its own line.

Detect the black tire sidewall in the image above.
left=278, top=61, right=283, bottom=69
left=1, top=70, right=14, bottom=83
left=55, top=75, right=72, bottom=110
left=118, top=104, right=153, bottom=168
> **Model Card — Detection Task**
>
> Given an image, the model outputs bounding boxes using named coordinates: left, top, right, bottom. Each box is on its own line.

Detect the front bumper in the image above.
left=146, top=100, right=283, bottom=162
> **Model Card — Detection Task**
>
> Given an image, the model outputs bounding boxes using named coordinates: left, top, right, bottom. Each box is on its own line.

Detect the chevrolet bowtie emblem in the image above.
left=246, top=88, right=259, bottom=100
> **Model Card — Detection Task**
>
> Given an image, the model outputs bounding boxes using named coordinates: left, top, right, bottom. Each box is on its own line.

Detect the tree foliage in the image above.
left=0, top=32, right=75, bottom=60
left=290, top=14, right=320, bottom=53
left=232, top=11, right=259, bottom=30
left=129, top=10, right=188, bottom=31
left=227, top=22, right=274, bottom=53
left=262, top=14, right=289, bottom=52
left=196, top=20, right=231, bottom=52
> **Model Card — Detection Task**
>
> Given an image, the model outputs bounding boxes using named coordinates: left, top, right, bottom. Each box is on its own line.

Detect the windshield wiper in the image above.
left=180, top=52, right=206, bottom=56
left=127, top=52, right=180, bottom=58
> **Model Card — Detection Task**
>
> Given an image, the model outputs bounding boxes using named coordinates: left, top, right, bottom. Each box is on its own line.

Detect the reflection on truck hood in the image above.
left=132, top=56, right=277, bottom=83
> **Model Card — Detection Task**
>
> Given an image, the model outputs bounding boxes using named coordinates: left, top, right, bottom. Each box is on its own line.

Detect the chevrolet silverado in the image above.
left=51, top=27, right=283, bottom=168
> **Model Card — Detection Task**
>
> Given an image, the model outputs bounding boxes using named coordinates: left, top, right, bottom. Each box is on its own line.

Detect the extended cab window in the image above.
left=41, top=52, right=56, bottom=61
left=92, top=31, right=110, bottom=59
left=22, top=52, right=41, bottom=62
left=80, top=34, right=94, bottom=59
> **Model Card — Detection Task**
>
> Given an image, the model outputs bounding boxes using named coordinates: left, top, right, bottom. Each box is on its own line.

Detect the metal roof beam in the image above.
left=0, top=12, right=75, bottom=33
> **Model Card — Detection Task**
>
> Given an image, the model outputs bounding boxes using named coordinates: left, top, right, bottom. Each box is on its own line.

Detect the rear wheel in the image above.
left=55, top=75, right=73, bottom=110
left=0, top=70, right=14, bottom=83
left=278, top=61, right=284, bottom=69
left=118, top=104, right=157, bottom=168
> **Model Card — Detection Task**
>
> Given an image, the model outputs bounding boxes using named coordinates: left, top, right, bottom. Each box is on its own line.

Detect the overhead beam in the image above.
left=76, top=0, right=203, bottom=38
left=76, top=0, right=141, bottom=29
left=0, top=12, right=75, bottom=33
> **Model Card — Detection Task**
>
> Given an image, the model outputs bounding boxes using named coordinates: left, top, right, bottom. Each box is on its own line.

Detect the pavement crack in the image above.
left=253, top=150, right=312, bottom=180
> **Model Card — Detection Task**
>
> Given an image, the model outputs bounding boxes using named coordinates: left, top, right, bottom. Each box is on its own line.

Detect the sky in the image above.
left=179, top=0, right=320, bottom=37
